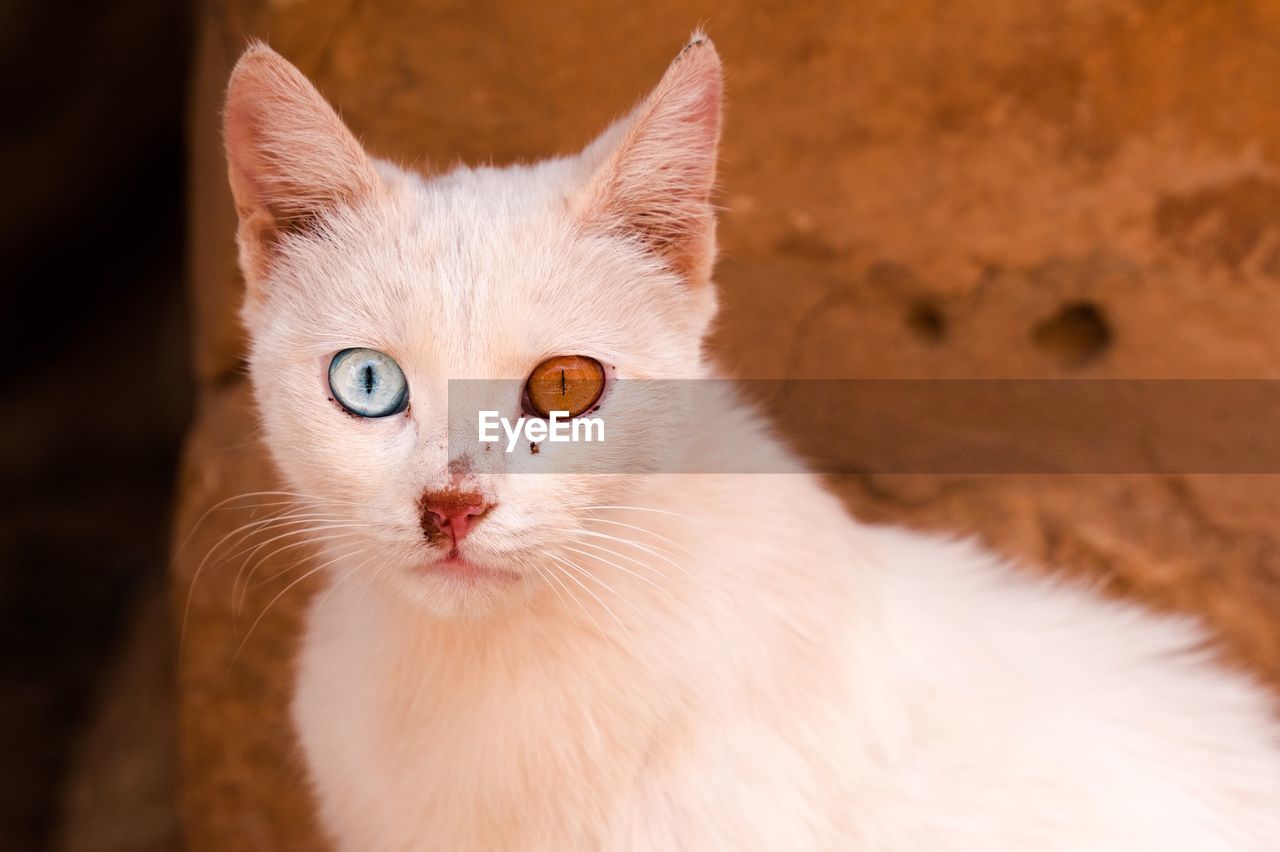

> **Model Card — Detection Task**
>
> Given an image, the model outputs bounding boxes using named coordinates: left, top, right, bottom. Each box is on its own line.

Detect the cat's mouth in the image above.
left=414, top=549, right=519, bottom=584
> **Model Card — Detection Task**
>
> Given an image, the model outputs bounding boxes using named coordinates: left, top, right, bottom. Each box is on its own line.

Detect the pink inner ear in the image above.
left=578, top=39, right=724, bottom=285
left=224, top=98, right=279, bottom=223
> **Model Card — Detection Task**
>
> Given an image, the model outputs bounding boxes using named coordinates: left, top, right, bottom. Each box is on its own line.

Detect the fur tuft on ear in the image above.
left=576, top=34, right=723, bottom=286
left=223, top=42, right=379, bottom=289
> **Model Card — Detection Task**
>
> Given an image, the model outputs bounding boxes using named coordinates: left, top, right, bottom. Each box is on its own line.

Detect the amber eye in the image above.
left=524, top=355, right=606, bottom=418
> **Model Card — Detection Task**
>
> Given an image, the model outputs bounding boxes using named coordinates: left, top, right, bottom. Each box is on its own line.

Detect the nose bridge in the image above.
left=445, top=375, right=522, bottom=475
left=406, top=370, right=449, bottom=477
left=444, top=376, right=476, bottom=472
left=406, top=328, right=521, bottom=487
left=409, top=376, right=500, bottom=496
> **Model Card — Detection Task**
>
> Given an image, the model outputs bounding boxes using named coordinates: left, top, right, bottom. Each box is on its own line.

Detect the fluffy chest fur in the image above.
left=293, top=471, right=868, bottom=849
left=293, top=468, right=1280, bottom=851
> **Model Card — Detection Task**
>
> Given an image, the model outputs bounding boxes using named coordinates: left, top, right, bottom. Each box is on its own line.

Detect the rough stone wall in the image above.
left=176, top=1, right=1280, bottom=846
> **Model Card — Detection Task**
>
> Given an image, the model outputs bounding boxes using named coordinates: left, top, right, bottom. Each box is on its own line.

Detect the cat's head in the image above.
left=224, top=36, right=723, bottom=617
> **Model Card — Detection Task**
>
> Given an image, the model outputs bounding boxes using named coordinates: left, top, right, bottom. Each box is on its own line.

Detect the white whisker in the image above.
left=238, top=535, right=369, bottom=615
left=232, top=549, right=379, bottom=668
left=579, top=516, right=694, bottom=556
left=564, top=527, right=705, bottom=589
left=558, top=541, right=675, bottom=599
left=231, top=525, right=372, bottom=604
left=306, top=547, right=376, bottom=635
left=545, top=553, right=645, bottom=656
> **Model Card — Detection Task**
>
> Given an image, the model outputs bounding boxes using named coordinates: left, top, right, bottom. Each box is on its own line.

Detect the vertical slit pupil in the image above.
left=363, top=364, right=376, bottom=394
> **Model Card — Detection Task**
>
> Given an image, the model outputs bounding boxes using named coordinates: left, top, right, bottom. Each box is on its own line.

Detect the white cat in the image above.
left=223, top=35, right=1280, bottom=851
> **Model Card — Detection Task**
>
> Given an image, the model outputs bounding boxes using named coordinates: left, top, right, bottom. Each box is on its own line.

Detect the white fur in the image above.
left=225, top=37, right=1280, bottom=851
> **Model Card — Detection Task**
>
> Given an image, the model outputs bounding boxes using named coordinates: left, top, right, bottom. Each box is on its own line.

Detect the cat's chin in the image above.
left=383, top=552, right=528, bottom=619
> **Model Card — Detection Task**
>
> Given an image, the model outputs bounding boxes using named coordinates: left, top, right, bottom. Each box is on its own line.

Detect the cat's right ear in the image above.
left=223, top=43, right=379, bottom=292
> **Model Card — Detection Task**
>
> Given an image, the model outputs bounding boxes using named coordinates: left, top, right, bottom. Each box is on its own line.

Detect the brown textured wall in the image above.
left=177, top=1, right=1280, bottom=846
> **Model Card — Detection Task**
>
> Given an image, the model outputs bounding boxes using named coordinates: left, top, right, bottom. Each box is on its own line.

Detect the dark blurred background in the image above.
left=0, top=1, right=191, bottom=847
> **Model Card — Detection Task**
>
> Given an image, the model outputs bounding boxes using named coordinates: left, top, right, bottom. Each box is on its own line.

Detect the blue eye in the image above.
left=328, top=348, right=409, bottom=417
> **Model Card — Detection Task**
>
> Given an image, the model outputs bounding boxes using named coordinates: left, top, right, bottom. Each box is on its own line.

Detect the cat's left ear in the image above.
left=575, top=34, right=723, bottom=287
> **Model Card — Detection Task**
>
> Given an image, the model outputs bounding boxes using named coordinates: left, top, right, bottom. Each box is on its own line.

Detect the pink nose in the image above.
left=419, top=490, right=492, bottom=545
